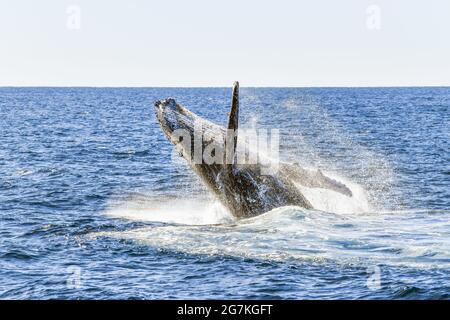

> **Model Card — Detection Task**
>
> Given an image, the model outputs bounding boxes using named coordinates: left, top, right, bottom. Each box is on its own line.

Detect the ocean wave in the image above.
left=96, top=195, right=450, bottom=269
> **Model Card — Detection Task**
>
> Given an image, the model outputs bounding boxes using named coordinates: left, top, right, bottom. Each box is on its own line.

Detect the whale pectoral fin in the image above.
left=227, top=81, right=239, bottom=132
left=225, top=81, right=239, bottom=166
left=282, top=163, right=353, bottom=197
left=315, top=169, right=353, bottom=197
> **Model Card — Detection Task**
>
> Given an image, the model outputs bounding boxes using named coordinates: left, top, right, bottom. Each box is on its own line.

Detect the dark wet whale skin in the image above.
left=154, top=97, right=315, bottom=218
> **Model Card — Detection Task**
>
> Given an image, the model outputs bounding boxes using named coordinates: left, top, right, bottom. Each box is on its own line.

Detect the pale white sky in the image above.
left=1, top=0, right=449, bottom=86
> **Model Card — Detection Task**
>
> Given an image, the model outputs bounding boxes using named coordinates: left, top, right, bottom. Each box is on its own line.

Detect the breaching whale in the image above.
left=154, top=82, right=352, bottom=218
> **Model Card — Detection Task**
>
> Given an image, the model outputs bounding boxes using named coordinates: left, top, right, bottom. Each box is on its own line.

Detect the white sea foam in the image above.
left=96, top=201, right=450, bottom=269
left=99, top=174, right=449, bottom=269
left=104, top=195, right=234, bottom=225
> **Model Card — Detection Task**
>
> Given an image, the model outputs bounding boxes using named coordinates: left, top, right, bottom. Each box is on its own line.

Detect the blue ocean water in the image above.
left=0, top=87, right=449, bottom=299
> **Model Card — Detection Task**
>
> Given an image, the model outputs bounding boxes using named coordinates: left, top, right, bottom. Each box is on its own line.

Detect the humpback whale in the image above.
left=154, top=82, right=352, bottom=218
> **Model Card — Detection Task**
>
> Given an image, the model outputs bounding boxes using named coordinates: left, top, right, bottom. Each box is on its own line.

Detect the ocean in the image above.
left=0, top=87, right=449, bottom=299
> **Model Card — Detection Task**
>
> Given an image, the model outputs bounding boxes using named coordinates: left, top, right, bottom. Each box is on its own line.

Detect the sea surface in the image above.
left=0, top=87, right=449, bottom=299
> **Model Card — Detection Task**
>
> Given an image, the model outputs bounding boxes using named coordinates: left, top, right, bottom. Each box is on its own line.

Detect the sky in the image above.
left=0, top=0, right=449, bottom=87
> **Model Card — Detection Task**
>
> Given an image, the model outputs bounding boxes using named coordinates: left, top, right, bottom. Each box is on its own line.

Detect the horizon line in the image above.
left=1, top=84, right=450, bottom=89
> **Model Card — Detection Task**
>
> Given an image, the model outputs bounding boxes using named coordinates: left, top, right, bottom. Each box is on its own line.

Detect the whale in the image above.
left=154, top=82, right=352, bottom=218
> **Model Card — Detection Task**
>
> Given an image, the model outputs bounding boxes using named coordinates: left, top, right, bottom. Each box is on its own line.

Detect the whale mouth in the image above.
left=154, top=98, right=187, bottom=137
left=154, top=97, right=226, bottom=151
left=154, top=98, right=177, bottom=112
left=154, top=99, right=177, bottom=126
left=154, top=97, right=214, bottom=165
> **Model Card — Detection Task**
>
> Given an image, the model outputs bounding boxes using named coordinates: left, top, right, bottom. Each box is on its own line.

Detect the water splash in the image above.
left=276, top=95, right=398, bottom=210
left=104, top=194, right=234, bottom=225
left=97, top=201, right=450, bottom=269
left=297, top=171, right=372, bottom=214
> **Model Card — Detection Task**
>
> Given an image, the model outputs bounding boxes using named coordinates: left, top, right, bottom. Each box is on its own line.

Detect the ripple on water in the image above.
left=1, top=87, right=449, bottom=299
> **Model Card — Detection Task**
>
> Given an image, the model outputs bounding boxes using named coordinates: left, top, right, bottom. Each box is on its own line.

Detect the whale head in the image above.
left=154, top=97, right=227, bottom=166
